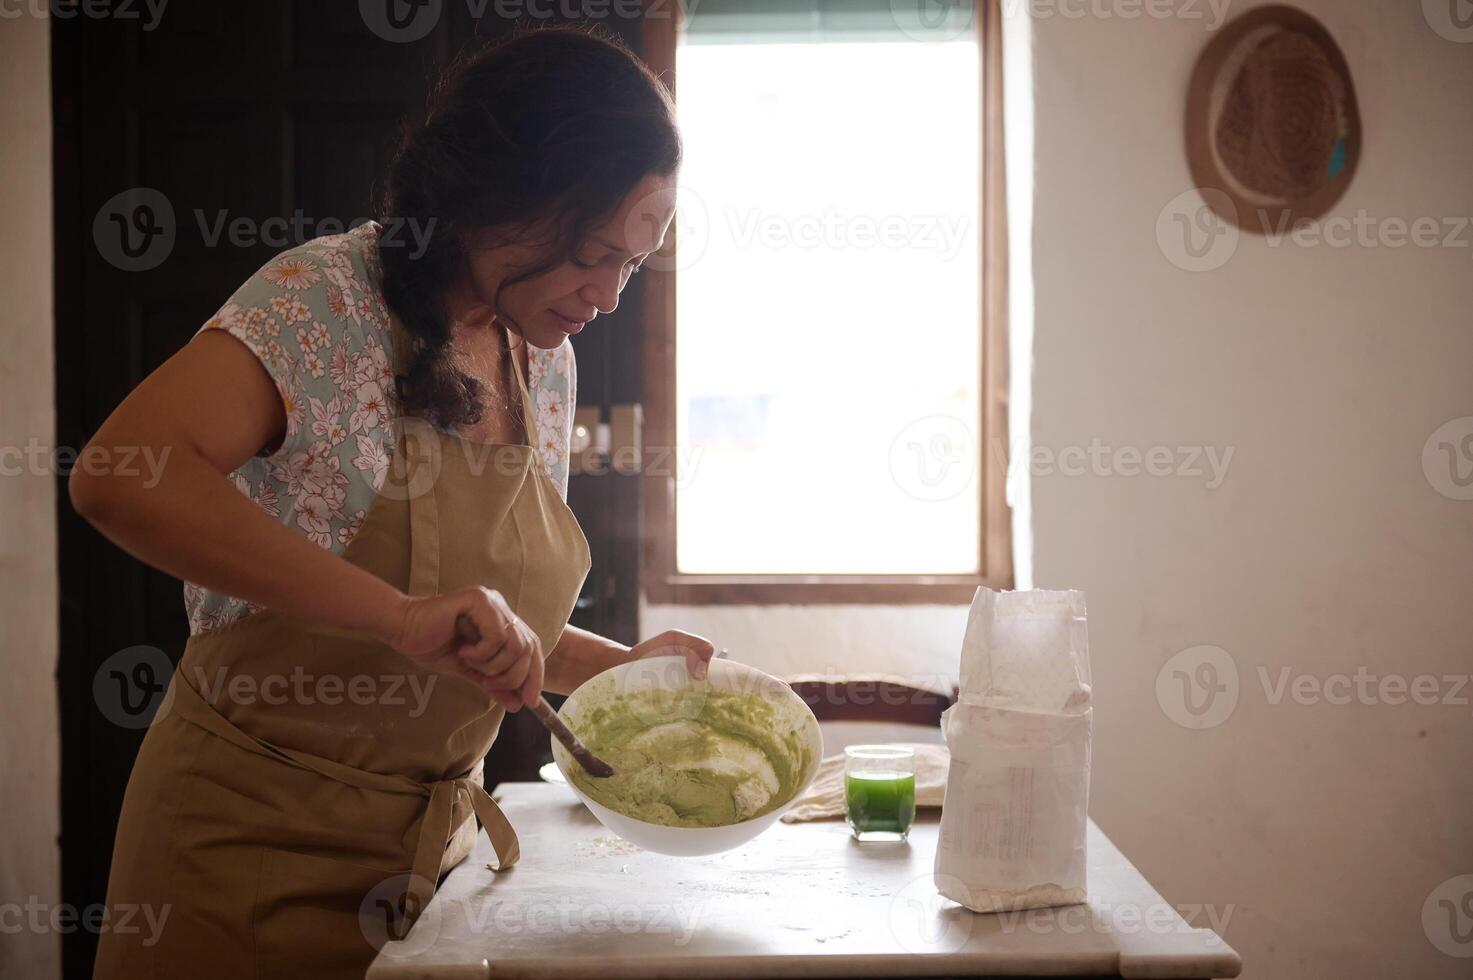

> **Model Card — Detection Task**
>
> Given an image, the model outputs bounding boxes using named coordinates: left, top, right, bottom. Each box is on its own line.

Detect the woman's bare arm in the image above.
left=543, top=624, right=634, bottom=695
left=70, top=329, right=411, bottom=642
left=69, top=329, right=544, bottom=709
left=543, top=624, right=717, bottom=695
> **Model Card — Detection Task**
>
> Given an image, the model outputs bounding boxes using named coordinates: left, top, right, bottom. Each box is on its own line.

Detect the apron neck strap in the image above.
left=385, top=310, right=539, bottom=451
left=501, top=326, right=538, bottom=450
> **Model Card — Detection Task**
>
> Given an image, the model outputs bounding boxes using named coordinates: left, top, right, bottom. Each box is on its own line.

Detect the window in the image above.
left=642, top=0, right=1009, bottom=603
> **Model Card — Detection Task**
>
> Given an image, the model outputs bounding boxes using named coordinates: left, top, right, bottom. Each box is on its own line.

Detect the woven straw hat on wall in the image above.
left=1185, top=5, right=1361, bottom=233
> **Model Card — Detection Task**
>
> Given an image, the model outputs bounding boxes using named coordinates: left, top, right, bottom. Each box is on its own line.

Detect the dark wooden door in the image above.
left=52, top=4, right=645, bottom=975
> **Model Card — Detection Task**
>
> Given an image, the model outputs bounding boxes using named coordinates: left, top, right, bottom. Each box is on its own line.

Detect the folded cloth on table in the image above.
left=780, top=742, right=949, bottom=822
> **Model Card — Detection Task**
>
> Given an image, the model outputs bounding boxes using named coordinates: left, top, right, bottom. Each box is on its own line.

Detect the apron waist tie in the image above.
left=164, top=671, right=520, bottom=932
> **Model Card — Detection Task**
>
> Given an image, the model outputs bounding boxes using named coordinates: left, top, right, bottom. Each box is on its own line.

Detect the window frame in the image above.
left=639, top=0, right=1011, bottom=605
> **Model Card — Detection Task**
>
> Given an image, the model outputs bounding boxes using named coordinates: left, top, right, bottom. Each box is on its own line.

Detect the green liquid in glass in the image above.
left=845, top=770, right=916, bottom=841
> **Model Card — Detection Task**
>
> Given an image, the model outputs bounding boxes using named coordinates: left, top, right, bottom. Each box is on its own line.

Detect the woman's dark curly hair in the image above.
left=379, top=25, right=681, bottom=430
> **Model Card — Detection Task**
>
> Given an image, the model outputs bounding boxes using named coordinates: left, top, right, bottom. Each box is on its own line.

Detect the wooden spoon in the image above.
left=454, top=614, right=614, bottom=778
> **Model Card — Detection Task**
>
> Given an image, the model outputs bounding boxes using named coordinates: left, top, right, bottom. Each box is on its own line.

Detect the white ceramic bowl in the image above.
left=550, top=656, right=823, bottom=856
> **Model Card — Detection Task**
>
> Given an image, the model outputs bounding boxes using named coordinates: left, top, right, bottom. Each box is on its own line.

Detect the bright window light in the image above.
left=674, top=39, right=980, bottom=575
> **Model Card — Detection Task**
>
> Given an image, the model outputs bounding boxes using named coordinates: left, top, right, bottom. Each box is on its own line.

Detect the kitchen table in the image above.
left=366, top=783, right=1240, bottom=979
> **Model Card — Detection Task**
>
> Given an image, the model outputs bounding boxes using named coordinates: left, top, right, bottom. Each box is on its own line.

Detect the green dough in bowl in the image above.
left=565, top=686, right=811, bottom=828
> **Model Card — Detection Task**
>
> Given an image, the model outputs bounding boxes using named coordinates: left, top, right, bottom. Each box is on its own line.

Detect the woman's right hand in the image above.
left=391, top=586, right=543, bottom=713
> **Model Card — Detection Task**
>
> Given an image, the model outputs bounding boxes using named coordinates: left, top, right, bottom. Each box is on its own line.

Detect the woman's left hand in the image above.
left=629, top=629, right=717, bottom=679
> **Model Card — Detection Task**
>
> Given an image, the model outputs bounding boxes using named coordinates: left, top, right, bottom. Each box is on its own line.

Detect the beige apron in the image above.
left=94, top=317, right=591, bottom=979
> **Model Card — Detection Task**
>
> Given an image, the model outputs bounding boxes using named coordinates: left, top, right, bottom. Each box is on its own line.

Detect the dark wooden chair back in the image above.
left=787, top=677, right=955, bottom=728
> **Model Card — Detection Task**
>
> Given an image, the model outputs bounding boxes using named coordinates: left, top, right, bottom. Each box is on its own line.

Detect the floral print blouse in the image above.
left=184, top=221, right=577, bottom=635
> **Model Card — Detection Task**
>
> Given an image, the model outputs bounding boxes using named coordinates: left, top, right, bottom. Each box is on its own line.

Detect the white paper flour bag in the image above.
left=934, top=588, right=1092, bottom=913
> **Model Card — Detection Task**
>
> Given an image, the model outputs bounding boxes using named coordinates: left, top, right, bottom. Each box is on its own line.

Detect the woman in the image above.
left=73, top=27, right=709, bottom=979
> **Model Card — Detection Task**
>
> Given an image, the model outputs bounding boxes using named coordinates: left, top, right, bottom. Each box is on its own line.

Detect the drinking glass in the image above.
left=844, top=744, right=916, bottom=842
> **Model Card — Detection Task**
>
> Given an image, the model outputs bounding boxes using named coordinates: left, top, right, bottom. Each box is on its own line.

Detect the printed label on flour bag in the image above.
left=934, top=588, right=1092, bottom=913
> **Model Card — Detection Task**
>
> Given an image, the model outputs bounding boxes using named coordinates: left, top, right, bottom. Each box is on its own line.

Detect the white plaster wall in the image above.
left=0, top=10, right=60, bottom=980
left=1023, top=1, right=1473, bottom=977
left=648, top=2, right=1471, bottom=976
left=639, top=602, right=969, bottom=691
